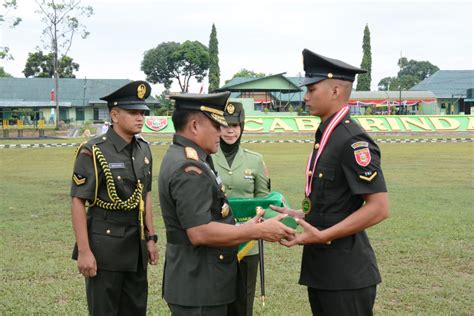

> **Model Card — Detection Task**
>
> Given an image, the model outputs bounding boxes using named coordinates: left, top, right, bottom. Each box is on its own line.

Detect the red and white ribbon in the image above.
left=305, top=106, right=350, bottom=197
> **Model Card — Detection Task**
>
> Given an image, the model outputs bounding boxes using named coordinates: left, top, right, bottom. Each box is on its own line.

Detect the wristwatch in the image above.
left=146, top=234, right=158, bottom=243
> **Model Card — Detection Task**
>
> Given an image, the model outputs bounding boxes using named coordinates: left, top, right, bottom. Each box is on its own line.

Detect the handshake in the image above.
left=228, top=192, right=308, bottom=247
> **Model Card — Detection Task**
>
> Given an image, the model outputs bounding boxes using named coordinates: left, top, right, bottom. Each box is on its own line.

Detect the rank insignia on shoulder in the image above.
left=184, top=165, right=202, bottom=174
left=359, top=170, right=378, bottom=182
left=185, top=147, right=199, bottom=161
left=354, top=147, right=371, bottom=167
left=72, top=173, right=87, bottom=186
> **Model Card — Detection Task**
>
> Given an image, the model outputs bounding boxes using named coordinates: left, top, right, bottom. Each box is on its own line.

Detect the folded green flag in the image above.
left=228, top=192, right=298, bottom=260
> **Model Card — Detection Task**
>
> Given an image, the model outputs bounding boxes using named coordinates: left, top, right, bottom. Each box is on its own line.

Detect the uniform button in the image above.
left=117, top=176, right=121, bottom=180
left=314, top=143, right=320, bottom=149
left=318, top=173, right=323, bottom=178
left=219, top=255, right=224, bottom=260
left=345, top=120, right=350, bottom=124
left=106, top=229, right=111, bottom=234
left=132, top=157, right=135, bottom=160
left=228, top=171, right=233, bottom=175
left=308, top=171, right=313, bottom=176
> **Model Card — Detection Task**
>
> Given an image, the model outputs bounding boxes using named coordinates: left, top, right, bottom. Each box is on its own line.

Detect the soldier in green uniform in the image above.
left=212, top=102, right=270, bottom=315
left=158, top=92, right=295, bottom=315
left=70, top=81, right=158, bottom=315
left=273, top=49, right=390, bottom=315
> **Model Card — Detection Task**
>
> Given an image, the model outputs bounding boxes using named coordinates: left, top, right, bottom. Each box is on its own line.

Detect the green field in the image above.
left=0, top=138, right=473, bottom=315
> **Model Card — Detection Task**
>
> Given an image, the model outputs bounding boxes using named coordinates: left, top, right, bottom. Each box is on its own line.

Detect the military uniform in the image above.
left=299, top=50, right=387, bottom=315
left=212, top=102, right=270, bottom=315
left=70, top=81, right=154, bottom=315
left=159, top=92, right=241, bottom=314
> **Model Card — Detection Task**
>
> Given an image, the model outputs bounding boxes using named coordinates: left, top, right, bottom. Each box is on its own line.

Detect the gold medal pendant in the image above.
left=302, top=197, right=312, bottom=215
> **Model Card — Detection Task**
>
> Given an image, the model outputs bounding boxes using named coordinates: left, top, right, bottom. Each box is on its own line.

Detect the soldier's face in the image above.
left=220, top=123, right=241, bottom=145
left=111, top=108, right=145, bottom=136
left=304, top=80, right=333, bottom=118
left=195, top=115, right=221, bottom=154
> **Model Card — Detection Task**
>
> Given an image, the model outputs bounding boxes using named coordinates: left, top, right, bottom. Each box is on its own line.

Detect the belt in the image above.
left=88, top=207, right=139, bottom=223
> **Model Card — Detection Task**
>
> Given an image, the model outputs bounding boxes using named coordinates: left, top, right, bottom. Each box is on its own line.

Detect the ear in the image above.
left=189, top=117, right=199, bottom=136
left=331, top=83, right=342, bottom=100
left=110, top=109, right=119, bottom=123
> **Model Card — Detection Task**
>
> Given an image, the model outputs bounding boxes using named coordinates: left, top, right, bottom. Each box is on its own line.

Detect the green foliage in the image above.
left=23, top=50, right=79, bottom=78
left=0, top=66, right=13, bottom=77
left=0, top=0, right=22, bottom=60
left=378, top=57, right=439, bottom=91
left=154, top=91, right=175, bottom=116
left=287, top=104, right=294, bottom=112
left=356, top=24, right=372, bottom=91
left=232, top=68, right=266, bottom=79
left=208, top=23, right=220, bottom=92
left=142, top=41, right=210, bottom=92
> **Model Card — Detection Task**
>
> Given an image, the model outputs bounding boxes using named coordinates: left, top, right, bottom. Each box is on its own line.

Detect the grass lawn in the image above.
left=0, top=139, right=473, bottom=315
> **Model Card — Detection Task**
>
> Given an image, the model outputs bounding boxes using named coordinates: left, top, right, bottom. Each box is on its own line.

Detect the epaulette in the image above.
left=184, top=147, right=199, bottom=161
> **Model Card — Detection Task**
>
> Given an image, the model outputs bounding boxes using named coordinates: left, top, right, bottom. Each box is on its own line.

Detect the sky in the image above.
left=1, top=0, right=473, bottom=95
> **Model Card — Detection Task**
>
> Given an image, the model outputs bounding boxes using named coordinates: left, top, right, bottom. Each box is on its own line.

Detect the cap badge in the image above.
left=327, top=73, right=333, bottom=78
left=137, top=84, right=147, bottom=99
left=226, top=103, right=235, bottom=115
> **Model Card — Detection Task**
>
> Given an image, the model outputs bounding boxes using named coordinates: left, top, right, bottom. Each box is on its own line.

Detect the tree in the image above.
left=378, top=57, right=439, bottom=91
left=0, top=67, right=13, bottom=77
left=23, top=50, right=79, bottom=78
left=142, top=40, right=210, bottom=92
left=1, top=0, right=22, bottom=60
left=356, top=24, right=371, bottom=91
left=224, top=68, right=266, bottom=84
left=208, top=23, right=220, bottom=92
left=397, top=57, right=439, bottom=82
left=35, top=0, right=93, bottom=127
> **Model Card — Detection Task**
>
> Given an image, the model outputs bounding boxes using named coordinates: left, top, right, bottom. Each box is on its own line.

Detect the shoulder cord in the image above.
left=81, top=144, right=145, bottom=239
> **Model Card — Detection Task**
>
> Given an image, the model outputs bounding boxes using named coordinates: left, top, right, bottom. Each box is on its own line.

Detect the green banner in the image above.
left=143, top=115, right=474, bottom=133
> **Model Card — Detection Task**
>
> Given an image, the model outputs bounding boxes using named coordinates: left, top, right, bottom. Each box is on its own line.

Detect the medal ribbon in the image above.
left=305, top=106, right=350, bottom=197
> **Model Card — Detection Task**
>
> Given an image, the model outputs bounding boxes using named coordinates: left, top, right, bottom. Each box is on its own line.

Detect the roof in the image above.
left=349, top=90, right=436, bottom=100
left=409, top=70, right=474, bottom=98
left=216, top=73, right=301, bottom=93
left=0, top=78, right=159, bottom=106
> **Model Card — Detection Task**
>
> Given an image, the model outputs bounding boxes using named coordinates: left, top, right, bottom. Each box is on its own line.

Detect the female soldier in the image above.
left=212, top=102, right=270, bottom=316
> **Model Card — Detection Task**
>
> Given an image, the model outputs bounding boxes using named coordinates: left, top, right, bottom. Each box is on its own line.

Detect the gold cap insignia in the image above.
left=185, top=147, right=199, bottom=161
left=226, top=103, right=235, bottom=115
left=144, top=156, right=150, bottom=164
left=327, top=73, right=333, bottom=78
left=137, top=84, right=147, bottom=99
left=221, top=203, right=230, bottom=217
left=210, top=113, right=228, bottom=126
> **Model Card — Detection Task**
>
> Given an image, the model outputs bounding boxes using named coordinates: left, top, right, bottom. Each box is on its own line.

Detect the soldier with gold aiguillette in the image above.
left=158, top=92, right=295, bottom=315
left=70, top=80, right=158, bottom=315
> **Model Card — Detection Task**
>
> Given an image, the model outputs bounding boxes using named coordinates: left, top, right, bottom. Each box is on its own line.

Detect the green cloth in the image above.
left=213, top=147, right=270, bottom=256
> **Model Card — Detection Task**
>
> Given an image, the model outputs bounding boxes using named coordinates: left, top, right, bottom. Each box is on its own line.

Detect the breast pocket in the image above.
left=207, top=248, right=238, bottom=292
left=110, top=168, right=136, bottom=199
left=314, top=165, right=337, bottom=202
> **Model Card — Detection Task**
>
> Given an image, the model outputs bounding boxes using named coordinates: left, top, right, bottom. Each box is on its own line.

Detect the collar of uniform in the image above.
left=317, top=107, right=351, bottom=135
left=107, top=126, right=132, bottom=153
left=173, top=134, right=209, bottom=162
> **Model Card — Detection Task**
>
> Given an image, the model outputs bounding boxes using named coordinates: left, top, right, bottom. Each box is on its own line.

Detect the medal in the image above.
left=302, top=197, right=312, bottom=215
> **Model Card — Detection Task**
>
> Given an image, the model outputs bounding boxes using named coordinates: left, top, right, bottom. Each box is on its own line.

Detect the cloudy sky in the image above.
left=1, top=0, right=472, bottom=94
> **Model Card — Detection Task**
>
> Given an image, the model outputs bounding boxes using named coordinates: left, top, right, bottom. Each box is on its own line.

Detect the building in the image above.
left=218, top=74, right=437, bottom=115
left=410, top=70, right=474, bottom=114
left=0, top=78, right=159, bottom=125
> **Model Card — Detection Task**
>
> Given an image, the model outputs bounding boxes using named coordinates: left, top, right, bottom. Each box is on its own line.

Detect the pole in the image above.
left=258, top=239, right=265, bottom=307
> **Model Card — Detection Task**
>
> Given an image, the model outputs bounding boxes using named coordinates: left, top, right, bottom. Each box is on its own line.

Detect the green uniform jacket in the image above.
left=159, top=135, right=238, bottom=306
left=70, top=127, right=153, bottom=272
left=212, top=147, right=270, bottom=256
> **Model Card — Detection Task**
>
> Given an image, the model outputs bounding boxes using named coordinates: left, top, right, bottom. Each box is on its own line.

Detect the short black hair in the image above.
left=172, top=109, right=200, bottom=132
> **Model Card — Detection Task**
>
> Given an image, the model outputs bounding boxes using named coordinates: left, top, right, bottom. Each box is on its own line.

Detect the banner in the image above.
left=142, top=115, right=474, bottom=133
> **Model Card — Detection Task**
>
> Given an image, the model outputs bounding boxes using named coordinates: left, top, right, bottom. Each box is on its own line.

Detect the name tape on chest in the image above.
left=109, top=162, right=125, bottom=169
